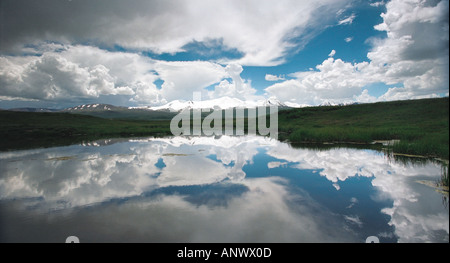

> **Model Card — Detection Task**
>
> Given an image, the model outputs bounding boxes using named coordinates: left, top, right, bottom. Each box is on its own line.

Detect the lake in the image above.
left=0, top=136, right=448, bottom=243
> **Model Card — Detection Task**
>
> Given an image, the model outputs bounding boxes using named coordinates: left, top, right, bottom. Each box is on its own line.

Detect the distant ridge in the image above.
left=62, top=103, right=176, bottom=120
left=8, top=107, right=60, bottom=113
left=57, top=98, right=293, bottom=120
left=136, top=97, right=291, bottom=112
left=318, top=101, right=358, bottom=107
left=3, top=97, right=360, bottom=120
left=63, top=103, right=124, bottom=112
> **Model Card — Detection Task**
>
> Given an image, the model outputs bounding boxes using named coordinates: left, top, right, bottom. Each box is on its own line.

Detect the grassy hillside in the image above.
left=278, top=97, right=449, bottom=159
left=0, top=111, right=171, bottom=151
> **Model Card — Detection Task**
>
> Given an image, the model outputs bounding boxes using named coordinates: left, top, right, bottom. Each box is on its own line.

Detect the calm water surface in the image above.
left=0, top=136, right=448, bottom=242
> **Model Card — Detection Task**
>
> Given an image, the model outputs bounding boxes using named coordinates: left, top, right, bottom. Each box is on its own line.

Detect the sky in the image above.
left=0, top=0, right=448, bottom=109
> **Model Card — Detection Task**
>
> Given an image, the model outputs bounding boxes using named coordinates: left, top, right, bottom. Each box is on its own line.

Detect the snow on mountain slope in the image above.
left=318, top=100, right=357, bottom=107
left=147, top=97, right=289, bottom=112
left=64, top=104, right=120, bottom=112
left=63, top=97, right=308, bottom=114
left=284, top=101, right=310, bottom=108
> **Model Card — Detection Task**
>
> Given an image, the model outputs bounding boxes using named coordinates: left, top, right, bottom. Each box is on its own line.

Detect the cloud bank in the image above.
left=1, top=0, right=348, bottom=66
left=0, top=0, right=448, bottom=107
left=266, top=0, right=449, bottom=105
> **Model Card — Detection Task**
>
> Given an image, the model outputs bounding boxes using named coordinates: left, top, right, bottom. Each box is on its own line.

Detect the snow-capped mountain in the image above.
left=319, top=100, right=357, bottom=107
left=283, top=101, right=310, bottom=108
left=64, top=103, right=120, bottom=112
left=140, top=97, right=289, bottom=112
left=57, top=97, right=312, bottom=119
left=62, top=103, right=177, bottom=120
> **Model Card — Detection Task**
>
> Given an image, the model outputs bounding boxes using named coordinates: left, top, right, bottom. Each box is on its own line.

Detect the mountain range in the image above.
left=5, top=97, right=356, bottom=120
left=131, top=97, right=291, bottom=111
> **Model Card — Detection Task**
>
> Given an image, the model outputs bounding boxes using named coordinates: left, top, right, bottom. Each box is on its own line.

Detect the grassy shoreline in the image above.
left=0, top=111, right=172, bottom=151
left=1, top=97, right=448, bottom=160
left=277, top=97, right=448, bottom=160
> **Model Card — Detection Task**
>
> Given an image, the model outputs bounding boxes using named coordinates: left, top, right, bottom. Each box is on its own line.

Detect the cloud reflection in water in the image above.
left=0, top=136, right=447, bottom=242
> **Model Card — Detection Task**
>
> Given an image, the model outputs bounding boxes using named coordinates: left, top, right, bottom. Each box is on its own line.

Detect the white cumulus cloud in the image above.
left=0, top=44, right=257, bottom=105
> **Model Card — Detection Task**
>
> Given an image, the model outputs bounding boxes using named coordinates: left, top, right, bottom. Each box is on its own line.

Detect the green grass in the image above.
left=278, top=97, right=449, bottom=159
left=0, top=111, right=171, bottom=151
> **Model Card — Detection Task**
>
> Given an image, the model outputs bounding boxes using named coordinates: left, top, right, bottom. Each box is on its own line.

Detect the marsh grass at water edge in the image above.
left=278, top=97, right=449, bottom=160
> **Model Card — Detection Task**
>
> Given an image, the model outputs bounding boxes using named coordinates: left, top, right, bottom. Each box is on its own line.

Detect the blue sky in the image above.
left=241, top=3, right=389, bottom=96
left=0, top=0, right=448, bottom=109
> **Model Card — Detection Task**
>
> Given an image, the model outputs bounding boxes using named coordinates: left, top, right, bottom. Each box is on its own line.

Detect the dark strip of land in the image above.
left=0, top=97, right=448, bottom=160
left=0, top=111, right=171, bottom=151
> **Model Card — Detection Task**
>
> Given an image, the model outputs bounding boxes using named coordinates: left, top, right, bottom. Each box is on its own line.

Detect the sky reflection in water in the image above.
left=0, top=136, right=448, bottom=242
